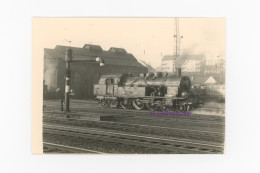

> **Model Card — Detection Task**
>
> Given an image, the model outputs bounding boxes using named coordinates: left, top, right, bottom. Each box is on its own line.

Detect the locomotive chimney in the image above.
left=176, top=68, right=181, bottom=77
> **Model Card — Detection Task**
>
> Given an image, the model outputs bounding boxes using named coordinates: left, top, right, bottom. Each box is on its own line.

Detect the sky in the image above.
left=33, top=18, right=225, bottom=68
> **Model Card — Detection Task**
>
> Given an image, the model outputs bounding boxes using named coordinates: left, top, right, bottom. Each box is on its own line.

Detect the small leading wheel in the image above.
left=186, top=104, right=192, bottom=112
left=178, top=105, right=185, bottom=112
left=132, top=98, right=145, bottom=110
left=97, top=99, right=102, bottom=107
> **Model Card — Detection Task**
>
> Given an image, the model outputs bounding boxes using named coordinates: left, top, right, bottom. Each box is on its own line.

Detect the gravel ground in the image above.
left=43, top=133, right=182, bottom=154
left=43, top=146, right=73, bottom=154
left=43, top=118, right=224, bottom=143
left=42, top=100, right=224, bottom=154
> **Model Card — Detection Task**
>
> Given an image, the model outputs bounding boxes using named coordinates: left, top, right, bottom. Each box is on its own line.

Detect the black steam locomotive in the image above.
left=94, top=69, right=203, bottom=111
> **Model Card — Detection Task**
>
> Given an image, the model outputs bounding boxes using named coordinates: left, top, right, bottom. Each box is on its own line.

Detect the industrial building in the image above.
left=160, top=54, right=206, bottom=76
left=44, top=44, right=148, bottom=99
left=160, top=55, right=177, bottom=73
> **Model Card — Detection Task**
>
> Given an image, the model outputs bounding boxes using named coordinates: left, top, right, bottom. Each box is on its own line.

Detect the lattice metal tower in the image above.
left=172, top=18, right=183, bottom=73
left=173, top=18, right=181, bottom=56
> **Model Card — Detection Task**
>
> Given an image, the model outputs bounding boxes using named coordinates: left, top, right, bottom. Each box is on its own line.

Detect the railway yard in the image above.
left=42, top=99, right=225, bottom=154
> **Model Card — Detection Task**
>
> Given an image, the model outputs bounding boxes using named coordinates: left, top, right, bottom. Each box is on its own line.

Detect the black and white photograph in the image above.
left=35, top=18, right=225, bottom=154
left=2, top=0, right=260, bottom=172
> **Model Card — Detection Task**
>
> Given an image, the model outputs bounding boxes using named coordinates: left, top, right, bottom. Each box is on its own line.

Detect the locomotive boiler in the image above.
left=94, top=69, right=194, bottom=111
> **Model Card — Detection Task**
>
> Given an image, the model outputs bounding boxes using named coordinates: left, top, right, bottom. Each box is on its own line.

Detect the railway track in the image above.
left=45, top=103, right=224, bottom=119
left=43, top=142, right=105, bottom=154
left=43, top=110, right=224, bottom=132
left=43, top=100, right=224, bottom=121
left=43, top=123, right=224, bottom=154
left=43, top=116, right=224, bottom=143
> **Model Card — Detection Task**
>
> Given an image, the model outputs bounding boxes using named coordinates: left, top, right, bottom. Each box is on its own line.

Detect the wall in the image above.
left=44, top=59, right=147, bottom=99
left=44, top=57, right=58, bottom=92
left=161, top=59, right=176, bottom=72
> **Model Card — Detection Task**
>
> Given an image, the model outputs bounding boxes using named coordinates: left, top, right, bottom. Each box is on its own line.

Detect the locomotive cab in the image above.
left=94, top=74, right=120, bottom=97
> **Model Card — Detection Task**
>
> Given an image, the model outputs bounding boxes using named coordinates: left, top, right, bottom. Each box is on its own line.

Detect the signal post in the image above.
left=65, top=47, right=73, bottom=113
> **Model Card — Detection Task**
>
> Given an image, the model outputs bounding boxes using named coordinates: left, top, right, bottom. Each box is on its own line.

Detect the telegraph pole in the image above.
left=65, top=47, right=73, bottom=112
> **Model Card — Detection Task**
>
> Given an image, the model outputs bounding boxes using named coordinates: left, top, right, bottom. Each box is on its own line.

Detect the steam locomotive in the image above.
left=93, top=69, right=203, bottom=111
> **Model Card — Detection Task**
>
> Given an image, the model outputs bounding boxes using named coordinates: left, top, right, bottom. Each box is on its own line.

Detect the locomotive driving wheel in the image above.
left=146, top=102, right=159, bottom=111
left=110, top=100, right=118, bottom=108
left=132, top=98, right=145, bottom=110
left=146, top=100, right=159, bottom=111
left=101, top=99, right=109, bottom=108
left=120, top=98, right=131, bottom=109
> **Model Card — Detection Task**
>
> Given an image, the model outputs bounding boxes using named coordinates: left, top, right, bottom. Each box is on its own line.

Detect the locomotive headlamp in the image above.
left=181, top=92, right=186, bottom=97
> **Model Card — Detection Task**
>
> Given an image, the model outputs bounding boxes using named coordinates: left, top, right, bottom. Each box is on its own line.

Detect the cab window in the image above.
left=106, top=79, right=114, bottom=85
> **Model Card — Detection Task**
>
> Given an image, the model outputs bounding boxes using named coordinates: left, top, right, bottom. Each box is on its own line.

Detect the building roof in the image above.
left=211, top=75, right=225, bottom=84
left=177, top=54, right=205, bottom=67
left=138, top=60, right=156, bottom=72
left=162, top=54, right=204, bottom=61
left=162, top=55, right=176, bottom=61
left=83, top=44, right=103, bottom=52
left=44, top=45, right=147, bottom=68
left=191, top=76, right=217, bottom=85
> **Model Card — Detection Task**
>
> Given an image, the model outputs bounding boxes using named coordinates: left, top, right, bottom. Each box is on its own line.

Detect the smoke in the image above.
left=176, top=43, right=205, bottom=68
